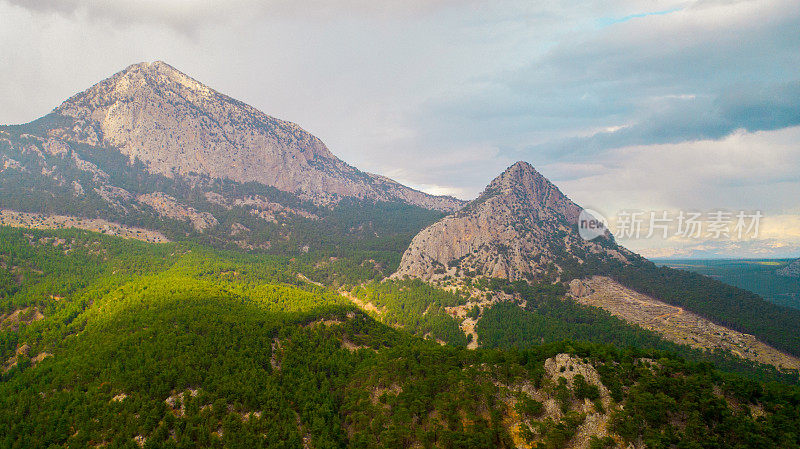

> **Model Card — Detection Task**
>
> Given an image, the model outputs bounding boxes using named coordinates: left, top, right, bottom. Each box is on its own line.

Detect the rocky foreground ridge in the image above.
left=394, top=161, right=634, bottom=282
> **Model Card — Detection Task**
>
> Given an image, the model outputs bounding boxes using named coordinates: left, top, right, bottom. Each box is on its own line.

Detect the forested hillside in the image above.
left=347, top=274, right=799, bottom=384
left=350, top=280, right=469, bottom=346
left=0, top=117, right=445, bottom=265
left=2, top=227, right=800, bottom=448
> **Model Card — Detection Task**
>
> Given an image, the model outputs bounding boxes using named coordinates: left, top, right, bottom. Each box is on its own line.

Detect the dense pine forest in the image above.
left=2, top=226, right=800, bottom=448
left=350, top=280, right=469, bottom=346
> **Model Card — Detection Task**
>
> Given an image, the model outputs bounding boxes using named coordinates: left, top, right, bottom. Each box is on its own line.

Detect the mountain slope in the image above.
left=0, top=61, right=463, bottom=257
left=394, top=161, right=633, bottom=282
left=46, top=61, right=462, bottom=211
left=2, top=227, right=799, bottom=449
left=393, top=161, right=800, bottom=364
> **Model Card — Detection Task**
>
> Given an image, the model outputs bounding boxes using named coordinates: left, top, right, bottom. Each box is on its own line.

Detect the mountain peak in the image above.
left=121, top=60, right=199, bottom=84
left=489, top=161, right=550, bottom=188
left=473, top=161, right=581, bottom=225
left=504, top=160, right=537, bottom=175
left=394, top=162, right=631, bottom=282
left=43, top=62, right=464, bottom=212
left=57, top=61, right=210, bottom=114
left=123, top=60, right=172, bottom=72
left=133, top=60, right=172, bottom=69
left=485, top=161, right=541, bottom=189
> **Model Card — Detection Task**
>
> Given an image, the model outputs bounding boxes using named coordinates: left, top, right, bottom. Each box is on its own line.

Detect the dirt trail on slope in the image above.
left=296, top=273, right=324, bottom=287
left=444, top=292, right=513, bottom=350
left=339, top=290, right=382, bottom=315
left=460, top=317, right=479, bottom=350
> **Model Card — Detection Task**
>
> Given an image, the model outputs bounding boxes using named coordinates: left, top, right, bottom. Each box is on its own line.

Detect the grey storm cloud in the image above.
left=530, top=80, right=800, bottom=159
left=418, top=0, right=800, bottom=164
left=3, top=0, right=469, bottom=31
left=718, top=81, right=800, bottom=133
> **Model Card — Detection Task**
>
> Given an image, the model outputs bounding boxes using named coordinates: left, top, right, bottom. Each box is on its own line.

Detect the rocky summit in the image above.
left=394, top=161, right=634, bottom=282
left=45, top=61, right=463, bottom=212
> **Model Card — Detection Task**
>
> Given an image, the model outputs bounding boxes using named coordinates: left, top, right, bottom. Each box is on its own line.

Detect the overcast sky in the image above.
left=1, top=0, right=798, bottom=258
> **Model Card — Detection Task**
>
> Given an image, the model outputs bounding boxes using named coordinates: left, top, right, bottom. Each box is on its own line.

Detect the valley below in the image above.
left=658, top=258, right=800, bottom=310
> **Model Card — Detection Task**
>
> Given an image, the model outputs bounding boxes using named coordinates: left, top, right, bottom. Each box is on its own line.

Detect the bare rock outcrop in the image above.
left=571, top=276, right=800, bottom=370
left=0, top=209, right=170, bottom=243
left=394, top=161, right=633, bottom=282
left=137, top=192, right=218, bottom=231
left=51, top=61, right=463, bottom=212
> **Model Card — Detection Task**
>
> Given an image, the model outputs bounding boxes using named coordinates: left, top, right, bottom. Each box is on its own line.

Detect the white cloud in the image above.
left=552, top=127, right=800, bottom=258
left=557, top=126, right=800, bottom=212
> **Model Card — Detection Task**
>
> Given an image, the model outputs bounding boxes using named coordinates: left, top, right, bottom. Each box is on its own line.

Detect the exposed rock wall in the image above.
left=394, top=161, right=632, bottom=282
left=50, top=61, right=463, bottom=212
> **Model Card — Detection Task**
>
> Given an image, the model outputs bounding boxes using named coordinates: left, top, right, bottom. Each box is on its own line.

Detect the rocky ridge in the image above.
left=47, top=61, right=463, bottom=212
left=0, top=209, right=169, bottom=243
left=569, top=276, right=800, bottom=370
left=394, top=161, right=633, bottom=282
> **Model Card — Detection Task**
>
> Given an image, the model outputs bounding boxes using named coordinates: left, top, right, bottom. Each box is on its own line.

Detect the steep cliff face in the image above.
left=394, top=161, right=633, bottom=281
left=46, top=61, right=463, bottom=212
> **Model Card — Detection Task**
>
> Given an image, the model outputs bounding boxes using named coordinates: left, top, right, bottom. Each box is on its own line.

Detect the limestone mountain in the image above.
left=0, top=61, right=463, bottom=254
left=394, top=161, right=634, bottom=282
left=47, top=61, right=463, bottom=211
